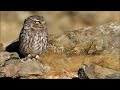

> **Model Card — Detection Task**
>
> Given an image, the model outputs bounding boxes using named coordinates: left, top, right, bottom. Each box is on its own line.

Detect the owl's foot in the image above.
left=35, top=55, right=40, bottom=59
left=20, top=54, right=32, bottom=63
left=20, top=54, right=42, bottom=63
left=27, top=54, right=32, bottom=58
left=28, top=54, right=41, bottom=61
left=35, top=55, right=43, bottom=63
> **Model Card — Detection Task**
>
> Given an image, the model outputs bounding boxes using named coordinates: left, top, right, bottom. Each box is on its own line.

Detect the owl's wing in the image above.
left=19, top=28, right=31, bottom=43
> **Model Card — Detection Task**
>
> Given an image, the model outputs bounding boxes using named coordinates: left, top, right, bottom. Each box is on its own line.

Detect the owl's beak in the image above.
left=35, top=21, right=45, bottom=28
left=39, top=24, right=44, bottom=27
left=39, top=23, right=45, bottom=27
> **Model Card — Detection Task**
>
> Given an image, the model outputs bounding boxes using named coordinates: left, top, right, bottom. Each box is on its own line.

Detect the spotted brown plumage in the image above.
left=19, top=16, right=48, bottom=58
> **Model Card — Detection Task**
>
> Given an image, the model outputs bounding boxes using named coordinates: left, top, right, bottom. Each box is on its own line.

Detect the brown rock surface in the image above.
left=0, top=53, right=50, bottom=79
left=0, top=59, right=21, bottom=78
left=41, top=22, right=120, bottom=72
left=0, top=43, right=4, bottom=51
left=18, top=59, right=50, bottom=79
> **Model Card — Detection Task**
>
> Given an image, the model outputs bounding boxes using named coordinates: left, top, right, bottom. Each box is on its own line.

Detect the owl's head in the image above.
left=23, top=16, right=47, bottom=30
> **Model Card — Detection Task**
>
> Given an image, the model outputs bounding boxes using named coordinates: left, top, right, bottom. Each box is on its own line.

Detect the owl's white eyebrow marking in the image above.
left=31, top=18, right=41, bottom=21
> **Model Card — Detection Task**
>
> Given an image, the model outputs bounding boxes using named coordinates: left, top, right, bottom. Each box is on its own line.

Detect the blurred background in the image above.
left=0, top=11, right=120, bottom=47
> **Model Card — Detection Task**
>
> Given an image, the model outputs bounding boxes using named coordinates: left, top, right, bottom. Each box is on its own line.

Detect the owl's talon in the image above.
left=35, top=55, right=40, bottom=59
left=27, top=54, right=32, bottom=58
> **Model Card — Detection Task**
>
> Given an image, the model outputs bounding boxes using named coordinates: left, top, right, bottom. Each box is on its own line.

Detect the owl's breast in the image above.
left=30, top=32, right=47, bottom=54
left=19, top=29, right=48, bottom=56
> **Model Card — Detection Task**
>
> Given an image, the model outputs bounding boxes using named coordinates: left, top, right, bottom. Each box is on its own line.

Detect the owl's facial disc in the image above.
left=24, top=16, right=46, bottom=30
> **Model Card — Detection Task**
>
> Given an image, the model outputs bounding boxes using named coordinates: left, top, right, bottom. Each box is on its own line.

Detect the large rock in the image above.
left=48, top=22, right=120, bottom=56
left=0, top=51, right=50, bottom=79
left=41, top=22, right=120, bottom=72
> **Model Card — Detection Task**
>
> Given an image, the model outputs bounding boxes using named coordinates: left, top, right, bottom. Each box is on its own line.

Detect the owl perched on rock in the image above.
left=19, top=16, right=48, bottom=59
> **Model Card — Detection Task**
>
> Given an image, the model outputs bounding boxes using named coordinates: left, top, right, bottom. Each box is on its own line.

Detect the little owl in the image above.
left=19, top=16, right=48, bottom=59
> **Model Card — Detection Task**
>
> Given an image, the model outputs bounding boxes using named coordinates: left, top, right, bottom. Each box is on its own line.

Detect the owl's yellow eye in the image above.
left=35, top=21, right=41, bottom=24
left=41, top=20, right=45, bottom=24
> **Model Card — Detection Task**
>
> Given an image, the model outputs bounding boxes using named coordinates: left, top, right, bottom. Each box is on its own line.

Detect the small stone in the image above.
left=0, top=52, right=10, bottom=63
left=10, top=52, right=20, bottom=59
left=78, top=65, right=89, bottom=79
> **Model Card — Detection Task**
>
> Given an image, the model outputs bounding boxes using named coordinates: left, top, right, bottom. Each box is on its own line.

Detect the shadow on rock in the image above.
left=5, top=41, right=25, bottom=58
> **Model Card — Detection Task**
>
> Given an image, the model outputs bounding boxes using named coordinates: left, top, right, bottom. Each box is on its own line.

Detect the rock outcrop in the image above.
left=0, top=22, right=120, bottom=79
